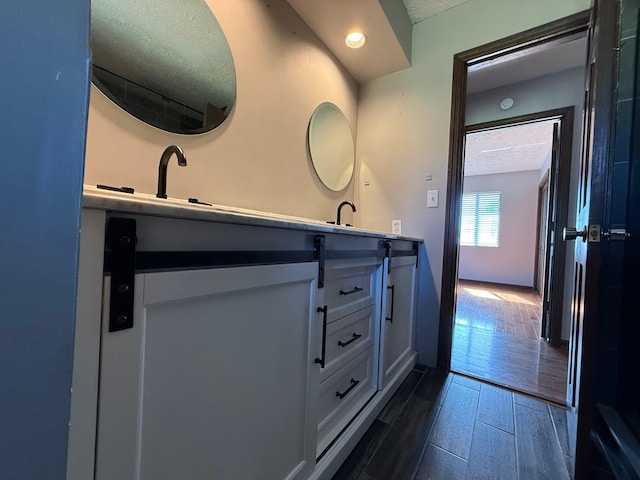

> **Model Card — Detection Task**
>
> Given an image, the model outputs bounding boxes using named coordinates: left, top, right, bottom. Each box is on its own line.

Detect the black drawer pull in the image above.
left=340, top=286, right=363, bottom=296
left=338, top=333, right=362, bottom=348
left=314, top=306, right=328, bottom=368
left=336, top=378, right=360, bottom=399
left=386, top=284, right=395, bottom=323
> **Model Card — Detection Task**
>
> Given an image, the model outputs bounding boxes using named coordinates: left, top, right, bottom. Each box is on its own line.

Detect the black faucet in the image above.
left=336, top=201, right=356, bottom=226
left=156, top=145, right=187, bottom=198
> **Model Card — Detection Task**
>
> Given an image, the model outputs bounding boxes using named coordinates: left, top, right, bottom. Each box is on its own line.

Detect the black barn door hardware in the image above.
left=314, top=306, right=328, bottom=368
left=106, top=217, right=137, bottom=332
left=315, top=235, right=326, bottom=288
left=383, top=240, right=392, bottom=274
left=336, top=378, right=360, bottom=399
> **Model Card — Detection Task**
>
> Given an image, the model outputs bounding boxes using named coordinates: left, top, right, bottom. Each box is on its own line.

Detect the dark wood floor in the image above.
left=452, top=281, right=568, bottom=404
left=333, top=367, right=574, bottom=480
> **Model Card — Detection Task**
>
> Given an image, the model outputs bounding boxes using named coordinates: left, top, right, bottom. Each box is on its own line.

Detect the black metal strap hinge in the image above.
left=106, top=217, right=137, bottom=332
left=383, top=240, right=392, bottom=274
left=315, top=235, right=326, bottom=288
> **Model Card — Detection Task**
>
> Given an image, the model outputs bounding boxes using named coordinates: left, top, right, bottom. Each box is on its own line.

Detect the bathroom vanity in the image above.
left=69, top=187, right=421, bottom=480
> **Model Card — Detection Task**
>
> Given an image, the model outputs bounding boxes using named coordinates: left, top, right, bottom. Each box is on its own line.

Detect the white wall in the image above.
left=84, top=0, right=359, bottom=224
left=458, top=171, right=540, bottom=286
left=356, top=0, right=589, bottom=364
left=466, top=68, right=586, bottom=340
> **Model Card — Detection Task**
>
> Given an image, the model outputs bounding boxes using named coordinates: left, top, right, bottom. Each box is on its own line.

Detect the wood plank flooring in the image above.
left=456, top=280, right=542, bottom=340
left=451, top=325, right=568, bottom=404
left=333, top=367, right=573, bottom=480
left=452, top=280, right=568, bottom=404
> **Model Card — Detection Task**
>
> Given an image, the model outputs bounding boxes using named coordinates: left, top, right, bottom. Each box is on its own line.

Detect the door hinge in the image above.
left=603, top=228, right=630, bottom=241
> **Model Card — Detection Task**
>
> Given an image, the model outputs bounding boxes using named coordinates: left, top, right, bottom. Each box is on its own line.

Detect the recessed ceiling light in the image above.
left=345, top=32, right=366, bottom=49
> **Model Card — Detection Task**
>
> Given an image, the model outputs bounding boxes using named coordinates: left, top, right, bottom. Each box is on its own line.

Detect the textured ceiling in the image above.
left=464, top=120, right=556, bottom=177
left=468, top=36, right=587, bottom=94
left=401, top=0, right=471, bottom=24
left=286, top=0, right=411, bottom=83
left=91, top=0, right=236, bottom=112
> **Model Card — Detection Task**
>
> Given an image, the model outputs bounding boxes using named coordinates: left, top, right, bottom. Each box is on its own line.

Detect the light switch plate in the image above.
left=391, top=220, right=402, bottom=234
left=427, top=190, right=439, bottom=208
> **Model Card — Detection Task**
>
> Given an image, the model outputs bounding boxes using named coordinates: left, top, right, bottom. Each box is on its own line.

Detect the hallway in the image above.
left=451, top=280, right=568, bottom=404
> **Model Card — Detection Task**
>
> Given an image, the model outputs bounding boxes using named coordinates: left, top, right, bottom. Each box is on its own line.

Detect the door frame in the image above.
left=438, top=11, right=590, bottom=369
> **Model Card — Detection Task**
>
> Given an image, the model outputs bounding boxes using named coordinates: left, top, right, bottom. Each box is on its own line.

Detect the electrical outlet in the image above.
left=391, top=220, right=402, bottom=234
left=427, top=190, right=439, bottom=208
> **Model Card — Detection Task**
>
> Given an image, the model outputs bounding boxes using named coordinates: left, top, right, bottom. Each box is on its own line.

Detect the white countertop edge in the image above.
left=82, top=186, right=423, bottom=243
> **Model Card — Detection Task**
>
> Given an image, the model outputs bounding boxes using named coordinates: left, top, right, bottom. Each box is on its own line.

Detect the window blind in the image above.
left=460, top=192, right=501, bottom=247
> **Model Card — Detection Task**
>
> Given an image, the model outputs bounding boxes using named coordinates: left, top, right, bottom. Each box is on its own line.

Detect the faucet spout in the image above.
left=337, top=201, right=356, bottom=226
left=157, top=145, right=187, bottom=199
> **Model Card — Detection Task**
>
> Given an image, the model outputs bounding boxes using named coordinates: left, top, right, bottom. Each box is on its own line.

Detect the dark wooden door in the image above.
left=564, top=0, right=618, bottom=476
left=540, top=123, right=559, bottom=342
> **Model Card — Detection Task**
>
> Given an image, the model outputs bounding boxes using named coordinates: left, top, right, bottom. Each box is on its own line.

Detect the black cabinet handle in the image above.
left=338, top=333, right=362, bottom=348
left=340, top=286, right=363, bottom=296
left=336, top=378, right=360, bottom=399
left=386, top=284, right=395, bottom=323
left=314, top=306, right=328, bottom=368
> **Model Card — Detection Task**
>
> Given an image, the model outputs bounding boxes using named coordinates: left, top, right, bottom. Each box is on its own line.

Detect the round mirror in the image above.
left=91, top=0, right=236, bottom=135
left=308, top=103, right=355, bottom=191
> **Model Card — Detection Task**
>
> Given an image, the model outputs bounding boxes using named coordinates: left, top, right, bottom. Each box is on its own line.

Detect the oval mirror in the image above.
left=308, top=103, right=355, bottom=191
left=91, top=0, right=236, bottom=135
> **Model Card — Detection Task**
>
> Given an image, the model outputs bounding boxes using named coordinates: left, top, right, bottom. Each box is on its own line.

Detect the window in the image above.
left=460, top=192, right=501, bottom=247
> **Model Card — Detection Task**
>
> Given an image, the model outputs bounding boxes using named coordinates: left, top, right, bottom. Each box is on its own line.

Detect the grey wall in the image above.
left=0, top=1, right=90, bottom=478
left=459, top=171, right=540, bottom=286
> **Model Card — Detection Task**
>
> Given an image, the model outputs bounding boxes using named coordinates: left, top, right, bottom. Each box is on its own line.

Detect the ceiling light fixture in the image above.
left=345, top=32, right=366, bottom=49
left=499, top=97, right=514, bottom=110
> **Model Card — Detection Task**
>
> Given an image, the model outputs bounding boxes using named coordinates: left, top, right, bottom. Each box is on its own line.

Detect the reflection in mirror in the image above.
left=308, top=103, right=355, bottom=191
left=91, top=0, right=236, bottom=134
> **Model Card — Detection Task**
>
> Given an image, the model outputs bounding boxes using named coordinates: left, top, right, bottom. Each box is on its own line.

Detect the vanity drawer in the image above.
left=317, top=349, right=376, bottom=456
left=324, top=258, right=379, bottom=322
left=321, top=305, right=374, bottom=382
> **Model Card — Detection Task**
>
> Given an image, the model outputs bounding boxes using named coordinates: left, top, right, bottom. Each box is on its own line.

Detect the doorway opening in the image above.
left=451, top=117, right=570, bottom=404
left=437, top=11, right=591, bottom=407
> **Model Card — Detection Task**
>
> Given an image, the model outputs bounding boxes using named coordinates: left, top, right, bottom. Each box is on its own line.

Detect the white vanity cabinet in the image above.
left=95, top=262, right=321, bottom=480
left=69, top=194, right=421, bottom=480
left=380, top=255, right=418, bottom=388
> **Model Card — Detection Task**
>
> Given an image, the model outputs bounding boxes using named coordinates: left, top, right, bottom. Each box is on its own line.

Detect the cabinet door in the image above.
left=380, top=256, right=417, bottom=388
left=95, top=262, right=320, bottom=480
